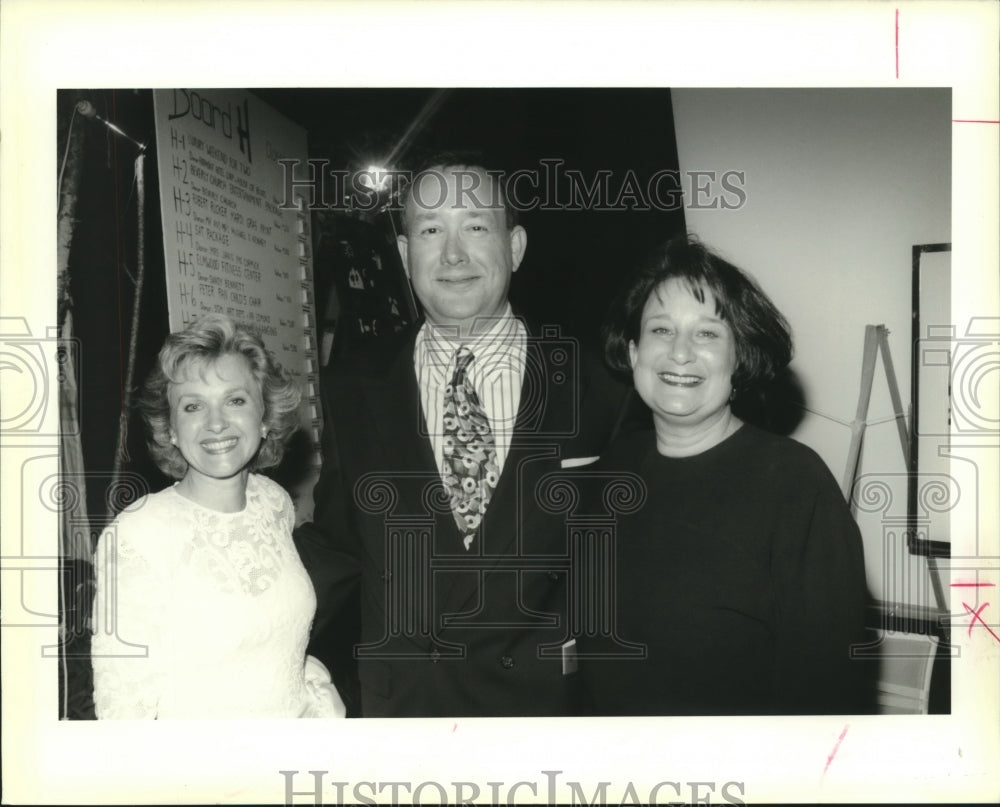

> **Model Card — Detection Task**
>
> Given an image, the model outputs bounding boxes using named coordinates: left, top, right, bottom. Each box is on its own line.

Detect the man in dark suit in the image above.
left=295, top=154, right=632, bottom=717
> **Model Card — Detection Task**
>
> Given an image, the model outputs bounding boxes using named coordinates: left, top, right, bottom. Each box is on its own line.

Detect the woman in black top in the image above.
left=578, top=234, right=873, bottom=715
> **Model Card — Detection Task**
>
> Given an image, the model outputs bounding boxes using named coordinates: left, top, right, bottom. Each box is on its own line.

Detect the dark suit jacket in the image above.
left=295, top=319, right=632, bottom=717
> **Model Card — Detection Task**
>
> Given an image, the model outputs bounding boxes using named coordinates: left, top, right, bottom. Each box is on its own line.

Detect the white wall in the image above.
left=671, top=88, right=951, bottom=607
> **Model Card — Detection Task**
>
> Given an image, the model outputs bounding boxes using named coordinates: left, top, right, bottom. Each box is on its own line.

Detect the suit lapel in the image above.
left=489, top=334, right=573, bottom=545
left=359, top=331, right=440, bottom=506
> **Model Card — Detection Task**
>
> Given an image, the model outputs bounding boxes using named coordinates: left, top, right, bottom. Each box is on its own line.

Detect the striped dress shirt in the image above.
left=414, top=306, right=527, bottom=483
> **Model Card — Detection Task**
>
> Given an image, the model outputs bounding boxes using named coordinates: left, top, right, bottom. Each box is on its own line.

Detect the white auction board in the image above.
left=152, top=88, right=321, bottom=450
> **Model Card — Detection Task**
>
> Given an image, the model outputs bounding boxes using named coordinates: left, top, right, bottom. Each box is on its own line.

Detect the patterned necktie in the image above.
left=442, top=347, right=499, bottom=550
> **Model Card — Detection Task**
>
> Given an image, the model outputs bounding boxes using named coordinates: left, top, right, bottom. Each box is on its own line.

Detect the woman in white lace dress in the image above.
left=91, top=314, right=345, bottom=718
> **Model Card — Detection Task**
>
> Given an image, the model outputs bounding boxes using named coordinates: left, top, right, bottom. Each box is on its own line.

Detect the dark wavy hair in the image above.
left=603, top=233, right=792, bottom=397
left=138, top=314, right=302, bottom=480
left=398, top=149, right=519, bottom=235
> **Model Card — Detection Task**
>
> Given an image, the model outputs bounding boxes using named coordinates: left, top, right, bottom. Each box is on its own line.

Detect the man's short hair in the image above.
left=398, top=150, right=519, bottom=234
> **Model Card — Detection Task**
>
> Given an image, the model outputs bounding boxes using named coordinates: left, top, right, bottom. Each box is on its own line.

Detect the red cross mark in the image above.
left=961, top=602, right=1000, bottom=644
left=950, top=583, right=1000, bottom=644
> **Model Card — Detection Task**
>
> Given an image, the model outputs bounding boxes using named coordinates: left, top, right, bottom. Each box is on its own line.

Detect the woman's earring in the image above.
left=261, top=426, right=268, bottom=439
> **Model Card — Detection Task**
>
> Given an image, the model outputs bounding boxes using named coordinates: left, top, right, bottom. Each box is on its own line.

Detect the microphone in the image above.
left=76, top=100, right=146, bottom=151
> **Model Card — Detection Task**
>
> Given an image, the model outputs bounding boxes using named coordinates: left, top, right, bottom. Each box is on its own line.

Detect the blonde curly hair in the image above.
left=138, top=314, right=302, bottom=479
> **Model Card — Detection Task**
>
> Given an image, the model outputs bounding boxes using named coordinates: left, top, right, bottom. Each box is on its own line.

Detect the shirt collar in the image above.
left=418, top=304, right=520, bottom=368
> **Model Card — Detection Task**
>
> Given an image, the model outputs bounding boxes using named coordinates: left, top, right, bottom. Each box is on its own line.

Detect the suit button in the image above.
left=500, top=655, right=515, bottom=669
left=430, top=647, right=441, bottom=663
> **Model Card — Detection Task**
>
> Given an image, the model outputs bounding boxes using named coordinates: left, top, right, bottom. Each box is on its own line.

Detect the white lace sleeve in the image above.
left=91, top=508, right=166, bottom=719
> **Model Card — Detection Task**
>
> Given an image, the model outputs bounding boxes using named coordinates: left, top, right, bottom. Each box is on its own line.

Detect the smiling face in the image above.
left=629, top=278, right=738, bottom=447
left=167, top=353, right=265, bottom=494
left=397, top=166, right=526, bottom=339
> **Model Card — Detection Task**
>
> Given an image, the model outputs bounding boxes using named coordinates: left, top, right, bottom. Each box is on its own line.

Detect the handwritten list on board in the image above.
left=152, top=89, right=321, bottom=450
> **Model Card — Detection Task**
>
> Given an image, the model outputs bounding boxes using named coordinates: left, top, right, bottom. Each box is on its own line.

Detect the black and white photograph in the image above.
left=2, top=2, right=998, bottom=805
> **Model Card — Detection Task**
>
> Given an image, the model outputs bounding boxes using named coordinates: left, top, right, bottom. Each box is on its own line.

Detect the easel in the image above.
left=841, top=324, right=910, bottom=502
left=843, top=324, right=948, bottom=616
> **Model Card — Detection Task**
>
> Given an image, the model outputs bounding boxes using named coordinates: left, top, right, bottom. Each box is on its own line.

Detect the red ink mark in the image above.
left=952, top=119, right=1000, bottom=124
left=452, top=722, right=457, bottom=733
left=962, top=601, right=1000, bottom=643
left=951, top=582, right=996, bottom=587
left=823, top=724, right=850, bottom=777
left=895, top=9, right=900, bottom=79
